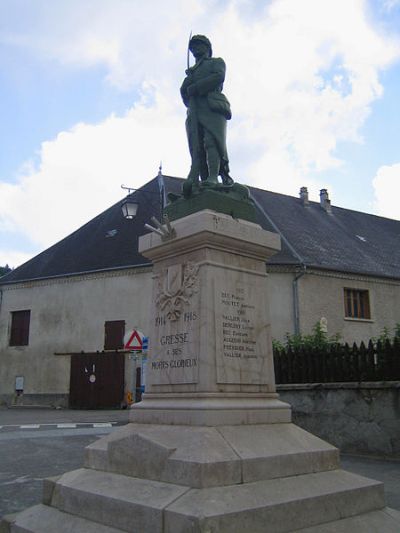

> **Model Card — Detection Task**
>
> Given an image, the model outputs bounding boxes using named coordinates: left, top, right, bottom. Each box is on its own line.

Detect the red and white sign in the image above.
left=124, top=329, right=143, bottom=351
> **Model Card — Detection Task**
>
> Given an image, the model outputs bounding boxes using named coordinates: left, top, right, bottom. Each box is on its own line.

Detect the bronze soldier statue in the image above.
left=180, top=35, right=234, bottom=197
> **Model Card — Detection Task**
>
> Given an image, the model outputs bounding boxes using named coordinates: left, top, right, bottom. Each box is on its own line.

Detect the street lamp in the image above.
left=121, top=196, right=139, bottom=219
left=120, top=184, right=164, bottom=221
left=120, top=184, right=175, bottom=240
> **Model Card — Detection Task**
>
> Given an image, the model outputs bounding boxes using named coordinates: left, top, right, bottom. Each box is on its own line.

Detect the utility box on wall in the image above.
left=15, top=376, right=24, bottom=396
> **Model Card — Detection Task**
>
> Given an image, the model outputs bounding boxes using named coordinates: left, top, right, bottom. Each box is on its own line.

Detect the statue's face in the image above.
left=190, top=40, right=210, bottom=60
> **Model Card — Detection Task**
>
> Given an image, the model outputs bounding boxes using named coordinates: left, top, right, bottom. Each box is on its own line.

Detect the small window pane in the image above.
left=343, top=289, right=370, bottom=319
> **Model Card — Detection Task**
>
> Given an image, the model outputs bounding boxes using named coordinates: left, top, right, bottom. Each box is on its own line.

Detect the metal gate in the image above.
left=69, top=352, right=125, bottom=409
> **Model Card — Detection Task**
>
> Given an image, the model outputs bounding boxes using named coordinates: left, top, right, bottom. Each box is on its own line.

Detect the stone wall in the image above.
left=278, top=382, right=400, bottom=457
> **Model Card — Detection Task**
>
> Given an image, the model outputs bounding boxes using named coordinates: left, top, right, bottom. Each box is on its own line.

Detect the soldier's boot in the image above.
left=203, top=146, right=220, bottom=186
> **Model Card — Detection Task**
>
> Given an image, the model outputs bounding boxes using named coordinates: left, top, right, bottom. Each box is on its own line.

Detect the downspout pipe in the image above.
left=293, top=265, right=306, bottom=336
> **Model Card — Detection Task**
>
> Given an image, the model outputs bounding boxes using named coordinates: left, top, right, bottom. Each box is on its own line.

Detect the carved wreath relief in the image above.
left=155, top=262, right=199, bottom=321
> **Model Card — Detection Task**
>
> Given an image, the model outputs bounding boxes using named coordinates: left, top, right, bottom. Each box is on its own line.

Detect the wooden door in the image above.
left=69, top=352, right=125, bottom=409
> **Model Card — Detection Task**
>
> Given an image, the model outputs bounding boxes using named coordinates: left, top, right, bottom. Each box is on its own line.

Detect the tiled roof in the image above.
left=1, top=175, right=400, bottom=284
left=0, top=177, right=163, bottom=284
left=250, top=186, right=400, bottom=278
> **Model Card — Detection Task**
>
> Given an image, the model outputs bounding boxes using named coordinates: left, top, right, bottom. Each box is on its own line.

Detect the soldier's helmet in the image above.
left=189, top=35, right=212, bottom=57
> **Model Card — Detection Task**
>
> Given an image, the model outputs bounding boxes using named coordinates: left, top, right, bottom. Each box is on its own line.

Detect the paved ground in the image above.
left=341, top=454, right=400, bottom=511
left=0, top=406, right=130, bottom=426
left=0, top=407, right=399, bottom=520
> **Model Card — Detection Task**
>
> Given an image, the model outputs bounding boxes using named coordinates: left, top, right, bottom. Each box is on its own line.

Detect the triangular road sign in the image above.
left=124, top=330, right=143, bottom=351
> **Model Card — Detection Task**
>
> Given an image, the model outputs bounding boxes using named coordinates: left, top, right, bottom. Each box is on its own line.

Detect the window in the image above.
left=10, top=310, right=31, bottom=346
left=344, top=289, right=371, bottom=319
left=104, top=320, right=125, bottom=350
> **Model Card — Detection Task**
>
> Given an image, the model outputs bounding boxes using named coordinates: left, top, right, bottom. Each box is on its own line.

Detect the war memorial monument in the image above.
left=3, top=34, right=400, bottom=533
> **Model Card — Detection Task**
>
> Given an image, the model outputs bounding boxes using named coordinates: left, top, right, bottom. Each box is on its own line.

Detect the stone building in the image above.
left=1, top=173, right=399, bottom=407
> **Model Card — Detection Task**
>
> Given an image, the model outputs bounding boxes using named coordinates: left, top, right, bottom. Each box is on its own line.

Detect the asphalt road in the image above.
left=0, top=408, right=399, bottom=520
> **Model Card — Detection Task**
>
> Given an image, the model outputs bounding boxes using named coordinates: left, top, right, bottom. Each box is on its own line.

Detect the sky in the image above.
left=1, top=0, right=400, bottom=269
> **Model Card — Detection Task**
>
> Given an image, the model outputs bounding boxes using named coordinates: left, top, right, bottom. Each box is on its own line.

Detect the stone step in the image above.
left=85, top=422, right=340, bottom=488
left=48, top=466, right=385, bottom=533
left=164, top=469, right=385, bottom=533
left=295, top=507, right=400, bottom=532
left=50, top=468, right=189, bottom=533
left=2, top=504, right=122, bottom=533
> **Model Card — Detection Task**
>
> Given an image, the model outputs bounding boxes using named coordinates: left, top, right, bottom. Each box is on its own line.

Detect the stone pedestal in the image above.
left=131, top=209, right=290, bottom=426
left=3, top=210, right=400, bottom=532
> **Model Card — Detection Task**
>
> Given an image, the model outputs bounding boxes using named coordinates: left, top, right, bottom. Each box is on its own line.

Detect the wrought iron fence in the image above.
left=274, top=338, right=400, bottom=384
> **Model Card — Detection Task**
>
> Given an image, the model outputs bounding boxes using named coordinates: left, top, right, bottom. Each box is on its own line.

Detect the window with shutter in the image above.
left=10, top=310, right=31, bottom=346
left=104, top=320, right=125, bottom=350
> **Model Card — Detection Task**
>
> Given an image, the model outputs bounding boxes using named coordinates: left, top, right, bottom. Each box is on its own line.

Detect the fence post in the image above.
left=273, top=350, right=281, bottom=384
left=287, top=346, right=293, bottom=383
left=358, top=341, right=367, bottom=381
left=393, top=337, right=400, bottom=380
left=367, top=340, right=375, bottom=381
left=352, top=342, right=360, bottom=382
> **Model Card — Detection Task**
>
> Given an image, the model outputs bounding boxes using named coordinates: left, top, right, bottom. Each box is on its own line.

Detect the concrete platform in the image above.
left=3, top=420, right=400, bottom=532
left=50, top=468, right=189, bottom=532
left=85, top=422, right=339, bottom=488
left=6, top=465, right=390, bottom=533
left=163, top=469, right=385, bottom=532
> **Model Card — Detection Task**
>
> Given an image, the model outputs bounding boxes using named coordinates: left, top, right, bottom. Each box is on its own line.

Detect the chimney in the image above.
left=299, top=186, right=309, bottom=206
left=320, top=188, right=332, bottom=214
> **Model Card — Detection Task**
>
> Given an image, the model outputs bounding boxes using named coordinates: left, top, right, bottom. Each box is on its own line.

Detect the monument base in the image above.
left=3, top=420, right=400, bottom=532
left=129, top=393, right=291, bottom=425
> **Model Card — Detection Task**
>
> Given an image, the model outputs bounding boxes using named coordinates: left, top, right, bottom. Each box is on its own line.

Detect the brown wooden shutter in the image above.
left=104, top=320, right=125, bottom=350
left=10, top=310, right=31, bottom=346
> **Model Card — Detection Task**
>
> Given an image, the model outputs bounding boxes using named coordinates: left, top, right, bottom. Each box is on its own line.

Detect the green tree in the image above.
left=0, top=264, right=11, bottom=277
left=273, top=321, right=341, bottom=352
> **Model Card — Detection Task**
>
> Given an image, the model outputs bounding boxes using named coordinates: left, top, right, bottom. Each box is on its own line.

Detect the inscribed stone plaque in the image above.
left=214, top=275, right=270, bottom=384
left=149, top=262, right=200, bottom=385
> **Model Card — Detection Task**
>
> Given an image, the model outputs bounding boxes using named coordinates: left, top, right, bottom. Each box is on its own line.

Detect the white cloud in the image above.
left=217, top=0, right=399, bottom=193
left=0, top=91, right=189, bottom=249
left=1, top=0, right=400, bottom=265
left=1, top=0, right=206, bottom=90
left=372, top=163, right=400, bottom=220
left=0, top=250, right=34, bottom=271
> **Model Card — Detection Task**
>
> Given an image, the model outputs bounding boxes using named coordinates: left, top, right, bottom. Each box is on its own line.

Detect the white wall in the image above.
left=266, top=272, right=295, bottom=341
left=0, top=267, right=152, bottom=400
left=298, top=271, right=400, bottom=344
left=1, top=265, right=399, bottom=403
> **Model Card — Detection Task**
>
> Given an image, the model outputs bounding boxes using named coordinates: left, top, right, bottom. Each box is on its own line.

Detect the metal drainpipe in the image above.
left=293, top=265, right=306, bottom=335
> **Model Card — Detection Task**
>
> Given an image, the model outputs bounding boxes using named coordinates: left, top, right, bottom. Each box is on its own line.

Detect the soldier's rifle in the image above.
left=186, top=32, right=201, bottom=183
